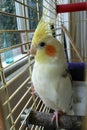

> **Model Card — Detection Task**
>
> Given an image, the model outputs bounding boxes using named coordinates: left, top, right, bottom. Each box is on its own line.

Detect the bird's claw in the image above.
left=30, top=87, right=39, bottom=96
left=51, top=111, right=66, bottom=128
left=51, top=111, right=59, bottom=128
left=30, top=87, right=36, bottom=95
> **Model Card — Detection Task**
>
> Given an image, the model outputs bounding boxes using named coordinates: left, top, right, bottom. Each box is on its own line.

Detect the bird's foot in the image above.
left=27, top=82, right=36, bottom=95
left=51, top=111, right=66, bottom=128
left=30, top=86, right=39, bottom=96
left=30, top=88, right=36, bottom=95
left=52, top=111, right=59, bottom=128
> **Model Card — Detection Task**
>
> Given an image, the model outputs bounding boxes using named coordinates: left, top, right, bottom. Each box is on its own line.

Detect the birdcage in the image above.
left=0, top=0, right=87, bottom=130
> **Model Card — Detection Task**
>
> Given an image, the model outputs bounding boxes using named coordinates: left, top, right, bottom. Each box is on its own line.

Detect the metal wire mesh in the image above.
left=0, top=0, right=86, bottom=130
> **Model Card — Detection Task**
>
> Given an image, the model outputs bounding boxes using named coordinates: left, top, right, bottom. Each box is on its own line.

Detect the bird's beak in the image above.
left=30, top=44, right=36, bottom=55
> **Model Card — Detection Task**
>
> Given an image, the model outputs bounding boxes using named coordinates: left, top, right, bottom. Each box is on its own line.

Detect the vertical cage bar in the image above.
left=0, top=99, right=6, bottom=130
left=0, top=56, right=15, bottom=130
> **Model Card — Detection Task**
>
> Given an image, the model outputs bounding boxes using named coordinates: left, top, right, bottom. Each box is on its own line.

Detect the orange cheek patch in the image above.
left=45, top=45, right=56, bottom=56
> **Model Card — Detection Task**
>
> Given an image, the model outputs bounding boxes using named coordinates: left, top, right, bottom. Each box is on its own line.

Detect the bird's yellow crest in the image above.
left=32, top=18, right=52, bottom=45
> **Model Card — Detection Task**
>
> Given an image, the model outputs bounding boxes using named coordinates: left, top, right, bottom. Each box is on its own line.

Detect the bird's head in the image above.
left=30, top=20, right=65, bottom=64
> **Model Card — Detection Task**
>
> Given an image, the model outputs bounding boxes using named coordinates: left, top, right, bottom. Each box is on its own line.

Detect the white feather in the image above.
left=32, top=61, right=73, bottom=114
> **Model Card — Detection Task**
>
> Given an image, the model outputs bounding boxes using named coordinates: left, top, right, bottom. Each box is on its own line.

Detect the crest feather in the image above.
left=32, top=18, right=52, bottom=45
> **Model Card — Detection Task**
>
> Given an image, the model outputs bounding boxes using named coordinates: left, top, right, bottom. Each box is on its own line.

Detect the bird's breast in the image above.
left=32, top=62, right=72, bottom=111
left=32, top=62, right=61, bottom=107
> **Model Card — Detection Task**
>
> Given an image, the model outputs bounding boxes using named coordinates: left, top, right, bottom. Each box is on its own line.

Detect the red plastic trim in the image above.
left=56, top=2, right=87, bottom=13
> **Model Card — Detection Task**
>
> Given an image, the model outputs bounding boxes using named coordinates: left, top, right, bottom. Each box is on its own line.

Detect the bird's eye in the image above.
left=38, top=42, right=46, bottom=48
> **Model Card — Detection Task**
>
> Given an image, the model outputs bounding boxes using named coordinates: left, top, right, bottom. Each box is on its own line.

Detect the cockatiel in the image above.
left=30, top=19, right=74, bottom=128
